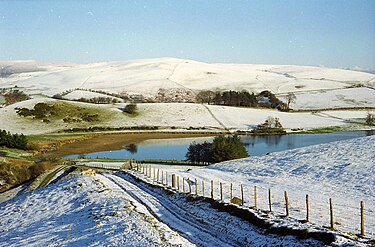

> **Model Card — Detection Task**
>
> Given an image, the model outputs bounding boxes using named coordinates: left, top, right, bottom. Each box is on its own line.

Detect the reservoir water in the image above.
left=65, top=130, right=374, bottom=160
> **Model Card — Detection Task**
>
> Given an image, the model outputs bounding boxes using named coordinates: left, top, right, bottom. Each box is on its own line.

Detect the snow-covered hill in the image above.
left=1, top=137, right=374, bottom=245
left=0, top=171, right=328, bottom=246
left=0, top=97, right=373, bottom=135
left=162, top=135, right=375, bottom=238
left=1, top=58, right=374, bottom=102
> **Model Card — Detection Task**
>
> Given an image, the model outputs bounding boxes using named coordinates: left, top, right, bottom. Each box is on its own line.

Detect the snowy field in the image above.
left=62, top=90, right=124, bottom=102
left=0, top=172, right=328, bottom=246
left=0, top=98, right=373, bottom=135
left=0, top=137, right=374, bottom=246
left=1, top=58, right=374, bottom=135
left=1, top=58, right=374, bottom=98
left=277, top=87, right=375, bottom=110
left=157, top=135, right=375, bottom=238
left=0, top=175, right=192, bottom=246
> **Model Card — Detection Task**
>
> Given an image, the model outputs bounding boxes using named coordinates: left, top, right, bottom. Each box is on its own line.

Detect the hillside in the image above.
left=0, top=97, right=373, bottom=135
left=163, top=135, right=375, bottom=238
left=0, top=171, right=327, bottom=246
left=1, top=136, right=373, bottom=246
left=1, top=58, right=374, bottom=110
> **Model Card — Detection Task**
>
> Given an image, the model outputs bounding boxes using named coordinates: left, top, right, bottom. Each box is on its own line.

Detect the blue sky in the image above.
left=0, top=0, right=374, bottom=69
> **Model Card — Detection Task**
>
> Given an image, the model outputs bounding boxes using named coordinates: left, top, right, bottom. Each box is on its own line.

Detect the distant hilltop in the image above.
left=1, top=58, right=374, bottom=98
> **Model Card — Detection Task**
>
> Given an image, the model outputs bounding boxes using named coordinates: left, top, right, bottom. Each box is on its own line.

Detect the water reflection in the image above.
left=65, top=131, right=374, bottom=160
left=365, top=130, right=374, bottom=136
left=125, top=144, right=138, bottom=154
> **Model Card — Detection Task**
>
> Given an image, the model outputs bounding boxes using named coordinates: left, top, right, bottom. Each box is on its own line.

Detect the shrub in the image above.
left=123, top=103, right=137, bottom=114
left=16, top=102, right=55, bottom=119
left=186, top=135, right=248, bottom=163
left=186, top=141, right=212, bottom=163
left=3, top=91, right=30, bottom=105
left=210, top=135, right=248, bottom=163
left=253, top=117, right=286, bottom=135
left=365, top=113, right=375, bottom=126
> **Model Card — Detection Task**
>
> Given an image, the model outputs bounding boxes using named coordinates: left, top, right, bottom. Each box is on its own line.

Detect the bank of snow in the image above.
left=0, top=173, right=326, bottom=246
left=162, top=135, right=375, bottom=238
left=0, top=174, right=191, bottom=247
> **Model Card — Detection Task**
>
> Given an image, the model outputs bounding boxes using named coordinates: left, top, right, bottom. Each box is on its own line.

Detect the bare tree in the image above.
left=285, top=92, right=296, bottom=109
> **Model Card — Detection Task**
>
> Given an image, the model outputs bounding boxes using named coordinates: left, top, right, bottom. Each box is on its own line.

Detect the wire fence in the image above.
left=80, top=162, right=374, bottom=238
left=133, top=164, right=373, bottom=238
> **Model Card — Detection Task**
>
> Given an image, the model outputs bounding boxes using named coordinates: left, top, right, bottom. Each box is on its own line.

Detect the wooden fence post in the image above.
left=67, top=224, right=71, bottom=240
left=161, top=171, right=164, bottom=185
left=284, top=191, right=289, bottom=217
left=188, top=178, right=192, bottom=194
left=183, top=178, right=185, bottom=192
left=230, top=183, right=233, bottom=200
left=268, top=189, right=272, bottom=212
left=157, top=169, right=160, bottom=182
left=306, top=194, right=309, bottom=222
left=202, top=180, right=205, bottom=197
left=211, top=180, right=214, bottom=199
left=220, top=182, right=223, bottom=201
left=329, top=198, right=334, bottom=229
left=166, top=172, right=168, bottom=186
left=241, top=184, right=244, bottom=206
left=172, top=174, right=176, bottom=188
left=253, top=186, right=257, bottom=208
left=177, top=176, right=180, bottom=191
left=195, top=178, right=198, bottom=195
left=360, top=201, right=365, bottom=236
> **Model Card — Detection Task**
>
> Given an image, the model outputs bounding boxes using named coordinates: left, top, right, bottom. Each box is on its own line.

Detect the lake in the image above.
left=65, top=130, right=374, bottom=160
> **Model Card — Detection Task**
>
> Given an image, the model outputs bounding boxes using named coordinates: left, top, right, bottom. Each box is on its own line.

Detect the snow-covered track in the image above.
left=100, top=171, right=323, bottom=247
left=102, top=172, right=237, bottom=247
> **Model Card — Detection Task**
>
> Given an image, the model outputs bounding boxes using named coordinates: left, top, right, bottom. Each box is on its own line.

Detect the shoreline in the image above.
left=43, top=132, right=219, bottom=158
left=37, top=127, right=375, bottom=158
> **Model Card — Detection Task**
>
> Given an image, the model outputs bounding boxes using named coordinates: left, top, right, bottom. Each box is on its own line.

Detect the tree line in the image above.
left=0, top=129, right=28, bottom=150
left=186, top=135, right=248, bottom=163
left=1, top=90, right=30, bottom=106
left=16, top=102, right=56, bottom=119
left=195, top=90, right=286, bottom=109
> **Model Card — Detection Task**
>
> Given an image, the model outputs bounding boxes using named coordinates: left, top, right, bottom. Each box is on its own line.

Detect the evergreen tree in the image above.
left=186, top=135, right=248, bottom=163
left=0, top=129, right=28, bottom=149
left=210, top=135, right=248, bottom=162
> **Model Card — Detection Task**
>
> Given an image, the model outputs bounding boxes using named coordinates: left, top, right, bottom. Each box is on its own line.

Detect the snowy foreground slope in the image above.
left=161, top=135, right=375, bottom=238
left=0, top=173, right=326, bottom=246
left=0, top=137, right=374, bottom=246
